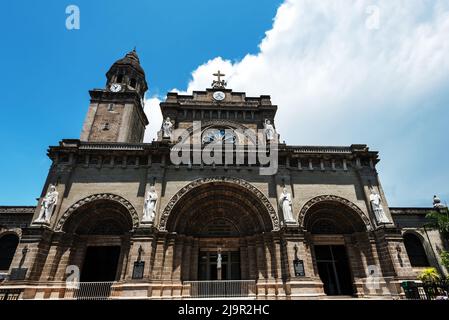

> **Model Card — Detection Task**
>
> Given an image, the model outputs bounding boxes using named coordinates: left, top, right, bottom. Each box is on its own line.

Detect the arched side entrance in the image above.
left=300, top=195, right=371, bottom=296
left=159, top=178, right=279, bottom=283
left=403, top=232, right=430, bottom=268
left=0, top=233, right=19, bottom=272
left=58, top=194, right=136, bottom=282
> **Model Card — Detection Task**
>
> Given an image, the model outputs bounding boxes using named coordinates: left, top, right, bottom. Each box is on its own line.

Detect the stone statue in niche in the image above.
left=34, top=184, right=59, bottom=224
left=263, top=119, right=276, bottom=142
left=142, top=186, right=158, bottom=224
left=369, top=187, right=390, bottom=224
left=162, top=117, right=174, bottom=139
left=279, top=187, right=295, bottom=223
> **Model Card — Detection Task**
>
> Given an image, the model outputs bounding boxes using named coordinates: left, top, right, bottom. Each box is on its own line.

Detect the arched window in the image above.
left=403, top=233, right=430, bottom=267
left=130, top=78, right=137, bottom=88
left=202, top=128, right=236, bottom=144
left=0, top=234, right=19, bottom=271
left=116, top=75, right=123, bottom=83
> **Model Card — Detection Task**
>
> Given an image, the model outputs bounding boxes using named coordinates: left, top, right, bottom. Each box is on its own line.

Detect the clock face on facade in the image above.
left=110, top=83, right=122, bottom=92
left=213, top=91, right=225, bottom=101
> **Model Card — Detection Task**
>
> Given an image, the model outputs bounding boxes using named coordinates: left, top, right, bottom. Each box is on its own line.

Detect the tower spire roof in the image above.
left=107, top=49, right=144, bottom=76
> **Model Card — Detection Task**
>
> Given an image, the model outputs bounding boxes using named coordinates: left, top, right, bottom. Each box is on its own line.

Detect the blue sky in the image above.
left=1, top=0, right=448, bottom=207
left=0, top=0, right=282, bottom=205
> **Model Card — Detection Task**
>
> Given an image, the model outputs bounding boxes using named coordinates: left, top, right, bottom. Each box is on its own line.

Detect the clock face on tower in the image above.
left=110, top=83, right=122, bottom=92
left=213, top=91, right=225, bottom=101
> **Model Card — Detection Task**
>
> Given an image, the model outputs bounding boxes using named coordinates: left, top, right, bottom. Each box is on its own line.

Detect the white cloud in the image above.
left=143, top=97, right=163, bottom=143
left=145, top=0, right=449, bottom=206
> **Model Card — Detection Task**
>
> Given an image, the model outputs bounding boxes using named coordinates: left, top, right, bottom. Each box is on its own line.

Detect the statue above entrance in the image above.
left=263, top=119, right=276, bottom=142
left=33, top=184, right=59, bottom=225
left=162, top=117, right=174, bottom=139
left=369, top=187, right=391, bottom=225
left=279, top=187, right=295, bottom=224
left=142, top=186, right=158, bottom=224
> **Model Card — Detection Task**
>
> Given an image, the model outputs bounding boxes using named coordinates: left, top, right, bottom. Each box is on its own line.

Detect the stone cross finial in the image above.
left=213, top=70, right=225, bottom=82
left=212, top=70, right=227, bottom=88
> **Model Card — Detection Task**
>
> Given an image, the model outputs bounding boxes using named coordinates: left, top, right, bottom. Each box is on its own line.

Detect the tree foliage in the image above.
left=426, top=208, right=449, bottom=239
left=418, top=267, right=441, bottom=283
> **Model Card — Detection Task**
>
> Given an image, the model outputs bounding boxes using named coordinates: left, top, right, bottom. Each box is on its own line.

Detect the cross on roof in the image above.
left=213, top=70, right=225, bottom=82
left=211, top=70, right=227, bottom=89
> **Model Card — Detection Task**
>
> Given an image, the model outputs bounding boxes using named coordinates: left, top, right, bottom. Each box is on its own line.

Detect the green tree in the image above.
left=426, top=207, right=449, bottom=274
left=426, top=207, right=449, bottom=240
left=441, top=251, right=449, bottom=271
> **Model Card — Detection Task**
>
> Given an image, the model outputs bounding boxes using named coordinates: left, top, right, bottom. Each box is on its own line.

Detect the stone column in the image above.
left=304, top=232, right=319, bottom=277
left=162, top=237, right=175, bottom=280
left=247, top=237, right=257, bottom=280
left=239, top=238, right=249, bottom=280
left=53, top=241, right=74, bottom=281
left=40, top=233, right=73, bottom=282
left=141, top=237, right=155, bottom=279
left=273, top=236, right=283, bottom=279
left=189, top=239, right=199, bottom=280
left=172, top=236, right=184, bottom=281
left=120, top=239, right=131, bottom=281
left=256, top=236, right=267, bottom=280
left=264, top=235, right=274, bottom=280
left=255, top=236, right=267, bottom=297
left=272, top=234, right=286, bottom=297
left=181, top=237, right=192, bottom=281
left=151, top=235, right=166, bottom=280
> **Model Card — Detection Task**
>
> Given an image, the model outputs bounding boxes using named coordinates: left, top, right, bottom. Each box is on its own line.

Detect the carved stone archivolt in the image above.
left=298, top=195, right=372, bottom=229
left=55, top=193, right=140, bottom=231
left=0, top=228, right=22, bottom=239
left=159, top=177, right=279, bottom=231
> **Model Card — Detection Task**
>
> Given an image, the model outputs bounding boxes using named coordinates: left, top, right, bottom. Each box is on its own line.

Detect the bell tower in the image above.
left=80, top=49, right=149, bottom=143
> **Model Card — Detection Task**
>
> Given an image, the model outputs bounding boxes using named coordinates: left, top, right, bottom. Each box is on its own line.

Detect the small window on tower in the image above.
left=103, top=122, right=110, bottom=131
left=130, top=78, right=137, bottom=88
left=116, top=75, right=123, bottom=83
left=107, top=103, right=114, bottom=111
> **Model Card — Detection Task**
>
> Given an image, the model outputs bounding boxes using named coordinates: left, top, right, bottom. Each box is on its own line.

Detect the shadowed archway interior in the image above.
left=304, top=201, right=367, bottom=234
left=0, top=234, right=19, bottom=271
left=165, top=181, right=274, bottom=236
left=62, top=200, right=134, bottom=235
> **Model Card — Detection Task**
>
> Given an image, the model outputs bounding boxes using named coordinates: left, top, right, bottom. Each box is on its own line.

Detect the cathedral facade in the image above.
left=0, top=51, right=447, bottom=299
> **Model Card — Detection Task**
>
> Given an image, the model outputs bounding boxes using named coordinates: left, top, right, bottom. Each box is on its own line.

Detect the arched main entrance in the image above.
left=60, top=194, right=136, bottom=282
left=163, top=178, right=276, bottom=282
left=301, top=195, right=369, bottom=296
